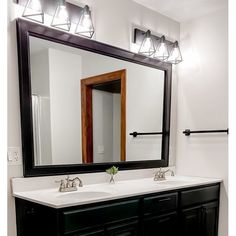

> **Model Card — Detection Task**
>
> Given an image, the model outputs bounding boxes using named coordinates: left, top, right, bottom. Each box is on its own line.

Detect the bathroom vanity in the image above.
left=13, top=176, right=221, bottom=236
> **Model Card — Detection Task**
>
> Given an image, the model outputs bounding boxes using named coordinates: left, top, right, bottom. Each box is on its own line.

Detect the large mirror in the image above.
left=17, top=19, right=172, bottom=176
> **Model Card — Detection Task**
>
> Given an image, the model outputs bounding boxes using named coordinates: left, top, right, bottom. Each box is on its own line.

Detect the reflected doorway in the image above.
left=81, top=69, right=126, bottom=163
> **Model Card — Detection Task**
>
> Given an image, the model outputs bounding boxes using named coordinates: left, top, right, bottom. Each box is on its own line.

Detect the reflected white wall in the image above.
left=93, top=90, right=118, bottom=163
left=48, top=48, right=82, bottom=165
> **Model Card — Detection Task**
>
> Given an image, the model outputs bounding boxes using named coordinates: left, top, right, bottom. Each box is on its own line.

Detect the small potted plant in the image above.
left=106, top=166, right=119, bottom=183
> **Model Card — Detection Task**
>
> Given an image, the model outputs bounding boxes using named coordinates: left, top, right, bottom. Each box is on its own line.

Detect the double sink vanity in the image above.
left=13, top=18, right=222, bottom=236
left=12, top=173, right=221, bottom=236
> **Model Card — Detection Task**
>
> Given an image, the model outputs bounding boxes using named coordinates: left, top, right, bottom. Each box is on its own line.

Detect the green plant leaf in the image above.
left=106, top=166, right=119, bottom=175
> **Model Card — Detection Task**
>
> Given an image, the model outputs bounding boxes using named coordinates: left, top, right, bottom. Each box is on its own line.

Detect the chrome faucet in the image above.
left=56, top=175, right=83, bottom=192
left=154, top=168, right=174, bottom=181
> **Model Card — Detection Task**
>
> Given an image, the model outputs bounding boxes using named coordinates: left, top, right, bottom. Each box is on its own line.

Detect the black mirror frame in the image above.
left=16, top=18, right=172, bottom=177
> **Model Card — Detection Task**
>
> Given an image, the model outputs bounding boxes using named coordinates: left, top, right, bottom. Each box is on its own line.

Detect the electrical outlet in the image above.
left=7, top=147, right=22, bottom=165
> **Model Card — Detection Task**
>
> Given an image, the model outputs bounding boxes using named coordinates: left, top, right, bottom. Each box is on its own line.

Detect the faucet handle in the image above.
left=55, top=179, right=66, bottom=191
left=154, top=168, right=161, bottom=174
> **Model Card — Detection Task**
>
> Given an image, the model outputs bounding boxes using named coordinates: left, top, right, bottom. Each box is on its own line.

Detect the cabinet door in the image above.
left=181, top=207, right=202, bottom=236
left=15, top=199, right=57, bottom=236
left=202, top=202, right=219, bottom=236
left=106, top=221, right=139, bottom=236
left=143, top=212, right=178, bottom=236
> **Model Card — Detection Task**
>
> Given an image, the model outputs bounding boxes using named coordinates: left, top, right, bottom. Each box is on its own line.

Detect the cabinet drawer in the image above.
left=180, top=185, right=220, bottom=207
left=143, top=193, right=178, bottom=215
left=62, top=199, right=139, bottom=234
left=106, top=220, right=139, bottom=236
left=143, top=212, right=178, bottom=236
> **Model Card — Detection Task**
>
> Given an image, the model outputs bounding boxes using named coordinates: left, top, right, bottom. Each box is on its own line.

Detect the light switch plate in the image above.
left=7, top=147, right=22, bottom=165
left=97, top=145, right=104, bottom=154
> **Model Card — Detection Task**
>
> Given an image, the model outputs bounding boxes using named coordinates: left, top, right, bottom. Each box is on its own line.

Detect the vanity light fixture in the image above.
left=134, top=28, right=183, bottom=64
left=167, top=41, right=183, bottom=64
left=22, top=0, right=44, bottom=23
left=51, top=0, right=71, bottom=31
left=75, top=5, right=95, bottom=38
left=138, top=30, right=155, bottom=57
left=153, top=36, right=169, bottom=61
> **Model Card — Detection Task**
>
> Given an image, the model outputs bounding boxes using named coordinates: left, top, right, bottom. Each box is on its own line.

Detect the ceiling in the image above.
left=132, top=0, right=227, bottom=22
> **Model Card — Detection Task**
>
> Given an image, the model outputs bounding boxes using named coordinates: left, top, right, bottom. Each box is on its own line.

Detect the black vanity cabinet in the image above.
left=180, top=185, right=220, bottom=236
left=61, top=199, right=140, bottom=236
left=15, top=184, right=220, bottom=236
left=142, top=192, right=178, bottom=236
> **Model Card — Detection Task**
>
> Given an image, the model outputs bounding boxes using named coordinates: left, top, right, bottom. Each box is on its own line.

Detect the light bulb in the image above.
left=22, top=0, right=44, bottom=23
left=142, top=38, right=152, bottom=52
left=153, top=36, right=169, bottom=61
left=167, top=41, right=183, bottom=64
left=82, top=14, right=93, bottom=30
left=138, top=30, right=155, bottom=56
left=58, top=5, right=69, bottom=20
left=51, top=0, right=71, bottom=31
left=75, top=5, right=95, bottom=38
left=159, top=43, right=166, bottom=54
left=31, top=0, right=41, bottom=11
left=172, top=48, right=180, bottom=58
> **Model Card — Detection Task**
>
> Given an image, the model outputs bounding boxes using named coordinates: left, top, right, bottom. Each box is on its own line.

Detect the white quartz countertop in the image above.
left=12, top=176, right=222, bottom=209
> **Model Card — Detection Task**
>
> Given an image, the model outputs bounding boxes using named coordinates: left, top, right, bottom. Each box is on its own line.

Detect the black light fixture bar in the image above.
left=133, top=28, right=173, bottom=46
left=183, top=129, right=229, bottom=136
left=134, top=28, right=183, bottom=64
left=130, top=131, right=163, bottom=137
left=17, top=0, right=84, bottom=24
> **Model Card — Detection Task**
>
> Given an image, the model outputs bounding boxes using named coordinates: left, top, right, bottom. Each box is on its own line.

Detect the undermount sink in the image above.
left=155, top=178, right=193, bottom=185
left=157, top=180, right=188, bottom=184
left=57, top=191, right=112, bottom=200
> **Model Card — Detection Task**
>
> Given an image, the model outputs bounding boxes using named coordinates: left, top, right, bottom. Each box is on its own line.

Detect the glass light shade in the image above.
left=138, top=30, right=155, bottom=57
left=75, top=5, right=95, bottom=38
left=167, top=41, right=183, bottom=64
left=22, top=0, right=44, bottom=23
left=51, top=0, right=71, bottom=31
left=153, top=36, right=169, bottom=61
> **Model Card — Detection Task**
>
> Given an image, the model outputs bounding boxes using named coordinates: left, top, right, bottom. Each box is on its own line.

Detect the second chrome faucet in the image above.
left=56, top=175, right=83, bottom=192
left=154, top=168, right=174, bottom=181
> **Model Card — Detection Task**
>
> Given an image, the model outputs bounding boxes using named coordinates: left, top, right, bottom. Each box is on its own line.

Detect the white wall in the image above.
left=93, top=91, right=121, bottom=163
left=31, top=46, right=83, bottom=165
left=113, top=94, right=121, bottom=162
left=31, top=49, right=52, bottom=165
left=176, top=7, right=228, bottom=236
left=31, top=49, right=50, bottom=97
left=93, top=90, right=114, bottom=163
left=7, top=1, right=180, bottom=236
left=48, top=48, right=82, bottom=165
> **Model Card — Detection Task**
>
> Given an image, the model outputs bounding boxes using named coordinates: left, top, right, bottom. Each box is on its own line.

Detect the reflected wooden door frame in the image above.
left=81, top=69, right=126, bottom=163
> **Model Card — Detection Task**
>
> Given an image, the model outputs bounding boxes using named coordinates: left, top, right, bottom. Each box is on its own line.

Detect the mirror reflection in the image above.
left=92, top=80, right=121, bottom=163
left=29, top=36, right=164, bottom=166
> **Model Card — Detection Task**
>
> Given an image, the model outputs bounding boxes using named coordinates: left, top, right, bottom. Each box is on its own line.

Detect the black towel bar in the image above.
left=183, top=129, right=229, bottom=136
left=129, top=131, right=163, bottom=137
